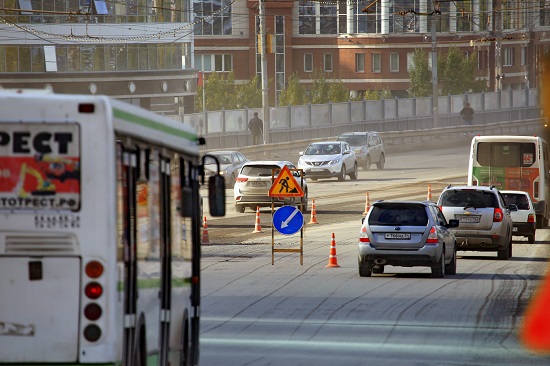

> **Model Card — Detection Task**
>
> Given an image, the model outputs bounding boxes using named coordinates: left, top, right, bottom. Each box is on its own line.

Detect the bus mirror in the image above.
left=208, top=175, right=226, bottom=217
left=180, top=186, right=193, bottom=217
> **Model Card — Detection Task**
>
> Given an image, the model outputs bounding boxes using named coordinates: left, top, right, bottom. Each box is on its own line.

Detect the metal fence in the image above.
left=175, top=88, right=540, bottom=150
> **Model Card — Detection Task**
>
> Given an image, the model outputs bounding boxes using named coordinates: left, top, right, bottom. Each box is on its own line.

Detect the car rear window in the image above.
left=502, top=193, right=530, bottom=210
left=240, top=165, right=281, bottom=177
left=439, top=190, right=498, bottom=208
left=368, top=204, right=428, bottom=226
left=337, top=135, right=367, bottom=146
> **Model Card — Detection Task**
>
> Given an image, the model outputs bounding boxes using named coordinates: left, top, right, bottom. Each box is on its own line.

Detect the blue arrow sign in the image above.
left=273, top=205, right=304, bottom=235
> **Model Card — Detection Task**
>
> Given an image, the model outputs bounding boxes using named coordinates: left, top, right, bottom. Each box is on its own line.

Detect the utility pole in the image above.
left=259, top=0, right=269, bottom=144
left=431, top=10, right=439, bottom=128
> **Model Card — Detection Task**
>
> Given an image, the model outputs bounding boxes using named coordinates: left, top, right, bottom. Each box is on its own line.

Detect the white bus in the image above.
left=468, top=135, right=550, bottom=228
left=0, top=91, right=225, bottom=365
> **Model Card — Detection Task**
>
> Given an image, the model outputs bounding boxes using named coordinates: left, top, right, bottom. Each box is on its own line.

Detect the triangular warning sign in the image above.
left=269, top=165, right=304, bottom=197
left=520, top=267, right=550, bottom=354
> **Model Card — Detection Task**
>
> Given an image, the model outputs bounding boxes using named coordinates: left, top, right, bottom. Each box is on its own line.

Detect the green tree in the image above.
left=439, top=46, right=486, bottom=95
left=408, top=49, right=432, bottom=97
left=409, top=47, right=486, bottom=98
left=278, top=73, right=307, bottom=106
left=234, top=75, right=262, bottom=109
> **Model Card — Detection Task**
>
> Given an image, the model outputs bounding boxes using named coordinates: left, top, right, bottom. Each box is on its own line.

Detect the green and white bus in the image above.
left=468, top=135, right=550, bottom=228
left=0, top=91, right=225, bottom=365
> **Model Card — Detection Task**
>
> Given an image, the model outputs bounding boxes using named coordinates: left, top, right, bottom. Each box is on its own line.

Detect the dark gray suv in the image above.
left=358, top=201, right=459, bottom=278
left=336, top=131, right=385, bottom=170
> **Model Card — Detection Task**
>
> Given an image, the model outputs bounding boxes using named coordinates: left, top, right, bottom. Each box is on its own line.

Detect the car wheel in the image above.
left=377, top=153, right=385, bottom=170
left=358, top=256, right=373, bottom=277
left=236, top=204, right=245, bottom=213
left=372, top=265, right=384, bottom=274
left=527, top=234, right=535, bottom=244
left=431, top=250, right=445, bottom=278
left=338, top=165, right=346, bottom=181
left=350, top=162, right=358, bottom=180
left=497, top=242, right=510, bottom=260
left=364, top=156, right=371, bottom=170
left=445, top=248, right=457, bottom=275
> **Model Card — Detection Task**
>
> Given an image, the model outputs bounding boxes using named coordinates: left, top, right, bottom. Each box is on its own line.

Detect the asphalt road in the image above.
left=198, top=144, right=550, bottom=366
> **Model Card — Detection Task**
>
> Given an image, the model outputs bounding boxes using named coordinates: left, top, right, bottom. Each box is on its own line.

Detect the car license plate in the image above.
left=385, top=233, right=411, bottom=239
left=250, top=181, right=267, bottom=187
left=513, top=227, right=518, bottom=232
left=456, top=215, right=481, bottom=223
left=310, top=168, right=324, bottom=172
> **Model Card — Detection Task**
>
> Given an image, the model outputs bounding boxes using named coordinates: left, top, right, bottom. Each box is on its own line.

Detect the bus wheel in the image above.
left=536, top=215, right=544, bottom=229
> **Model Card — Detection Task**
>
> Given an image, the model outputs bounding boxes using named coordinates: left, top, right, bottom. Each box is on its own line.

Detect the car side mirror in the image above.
left=448, top=219, right=460, bottom=228
left=508, top=204, right=518, bottom=212
left=208, top=175, right=226, bottom=217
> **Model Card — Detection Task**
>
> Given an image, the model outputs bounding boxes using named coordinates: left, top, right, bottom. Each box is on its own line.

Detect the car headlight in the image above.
left=220, top=170, right=227, bottom=175
left=328, top=158, right=341, bottom=165
left=354, top=148, right=362, bottom=154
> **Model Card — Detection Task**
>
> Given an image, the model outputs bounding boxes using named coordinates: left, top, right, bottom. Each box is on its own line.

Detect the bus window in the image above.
left=476, top=142, right=536, bottom=167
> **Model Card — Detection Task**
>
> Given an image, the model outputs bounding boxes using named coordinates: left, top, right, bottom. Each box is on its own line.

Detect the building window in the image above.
left=355, top=53, right=364, bottom=72
left=194, top=0, right=232, bottom=35
left=504, top=48, right=514, bottom=66
left=390, top=53, right=399, bottom=72
left=521, top=47, right=527, bottom=66
left=372, top=53, right=381, bottom=73
left=299, top=0, right=338, bottom=35
left=304, top=53, right=313, bottom=72
left=324, top=53, right=333, bottom=72
left=407, top=52, right=414, bottom=72
left=477, top=50, right=483, bottom=69
left=195, top=54, right=233, bottom=72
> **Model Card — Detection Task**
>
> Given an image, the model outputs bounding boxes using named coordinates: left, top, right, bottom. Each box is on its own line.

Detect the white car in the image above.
left=297, top=141, right=358, bottom=181
left=501, top=190, right=537, bottom=243
left=233, top=161, right=308, bottom=213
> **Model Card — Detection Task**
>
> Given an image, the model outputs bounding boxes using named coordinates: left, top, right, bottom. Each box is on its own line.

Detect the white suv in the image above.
left=437, top=185, right=514, bottom=260
left=501, top=190, right=536, bottom=244
left=297, top=141, right=358, bottom=181
left=233, top=161, right=308, bottom=213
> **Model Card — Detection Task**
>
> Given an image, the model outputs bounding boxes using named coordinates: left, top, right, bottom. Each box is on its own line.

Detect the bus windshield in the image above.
left=476, top=142, right=536, bottom=168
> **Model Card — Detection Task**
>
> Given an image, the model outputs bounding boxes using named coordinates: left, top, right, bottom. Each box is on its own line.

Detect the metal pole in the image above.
left=431, top=14, right=439, bottom=128
left=259, top=0, right=269, bottom=144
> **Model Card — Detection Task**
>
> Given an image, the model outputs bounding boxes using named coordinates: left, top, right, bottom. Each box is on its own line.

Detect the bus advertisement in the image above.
left=0, top=91, right=225, bottom=366
left=468, top=135, right=550, bottom=228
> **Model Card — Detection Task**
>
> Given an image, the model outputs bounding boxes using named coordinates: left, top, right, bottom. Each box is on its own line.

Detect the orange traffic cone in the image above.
left=308, top=198, right=319, bottom=224
left=201, top=216, right=210, bottom=244
left=326, top=233, right=340, bottom=268
left=253, top=206, right=263, bottom=233
left=427, top=183, right=432, bottom=201
left=362, top=192, right=371, bottom=215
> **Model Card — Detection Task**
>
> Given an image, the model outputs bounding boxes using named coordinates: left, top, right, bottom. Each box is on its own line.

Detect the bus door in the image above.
left=119, top=145, right=138, bottom=365
left=159, top=156, right=172, bottom=366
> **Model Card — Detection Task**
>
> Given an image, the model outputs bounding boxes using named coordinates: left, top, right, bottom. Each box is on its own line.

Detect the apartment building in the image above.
left=194, top=0, right=550, bottom=105
left=0, top=0, right=197, bottom=115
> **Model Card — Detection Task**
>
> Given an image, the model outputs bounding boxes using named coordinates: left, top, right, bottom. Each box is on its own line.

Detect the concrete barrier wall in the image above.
left=202, top=119, right=542, bottom=163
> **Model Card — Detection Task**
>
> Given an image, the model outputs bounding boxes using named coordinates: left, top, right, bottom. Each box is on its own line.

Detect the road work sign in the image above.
left=268, top=165, right=304, bottom=197
left=273, top=205, right=304, bottom=235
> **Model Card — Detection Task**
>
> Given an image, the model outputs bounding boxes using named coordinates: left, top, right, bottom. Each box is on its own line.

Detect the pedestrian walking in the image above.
left=460, top=102, right=474, bottom=125
left=248, top=112, right=264, bottom=145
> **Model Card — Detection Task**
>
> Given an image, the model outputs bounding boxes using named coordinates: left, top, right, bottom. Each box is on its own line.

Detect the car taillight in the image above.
left=493, top=208, right=503, bottom=222
left=85, top=282, right=103, bottom=299
left=236, top=177, right=248, bottom=182
left=426, top=226, right=438, bottom=244
left=528, top=214, right=535, bottom=223
left=359, top=226, right=370, bottom=242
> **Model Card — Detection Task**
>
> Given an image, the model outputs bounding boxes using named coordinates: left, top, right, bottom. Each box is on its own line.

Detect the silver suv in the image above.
left=233, top=161, right=308, bottom=213
left=336, top=131, right=385, bottom=170
left=437, top=185, right=514, bottom=260
left=358, top=201, right=459, bottom=278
